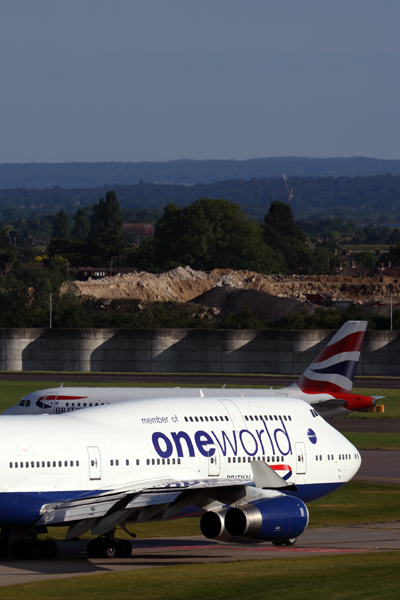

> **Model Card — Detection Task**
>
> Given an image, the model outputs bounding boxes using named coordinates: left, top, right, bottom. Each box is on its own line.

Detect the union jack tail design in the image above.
left=291, top=321, right=367, bottom=394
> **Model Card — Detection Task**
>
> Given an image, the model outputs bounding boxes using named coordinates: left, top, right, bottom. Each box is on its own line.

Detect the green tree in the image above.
left=91, top=190, right=123, bottom=234
left=154, top=199, right=285, bottom=273
left=52, top=210, right=69, bottom=239
left=263, top=200, right=311, bottom=272
left=72, top=209, right=90, bottom=240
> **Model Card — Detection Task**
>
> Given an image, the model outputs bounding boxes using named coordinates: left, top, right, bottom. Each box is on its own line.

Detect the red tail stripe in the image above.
left=311, top=331, right=365, bottom=365
left=296, top=375, right=348, bottom=394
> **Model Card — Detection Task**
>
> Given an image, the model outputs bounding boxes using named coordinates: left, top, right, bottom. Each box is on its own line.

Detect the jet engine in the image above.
left=224, top=495, right=309, bottom=542
left=200, top=507, right=233, bottom=542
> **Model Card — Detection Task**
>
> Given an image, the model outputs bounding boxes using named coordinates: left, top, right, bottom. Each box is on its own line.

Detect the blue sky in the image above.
left=1, top=1, right=399, bottom=163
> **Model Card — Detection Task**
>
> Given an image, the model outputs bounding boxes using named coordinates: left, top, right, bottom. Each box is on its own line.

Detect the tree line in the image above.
left=1, top=173, right=400, bottom=223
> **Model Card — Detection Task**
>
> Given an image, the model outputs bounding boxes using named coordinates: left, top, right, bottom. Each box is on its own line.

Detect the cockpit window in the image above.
left=26, top=400, right=31, bottom=407
left=19, top=400, right=25, bottom=406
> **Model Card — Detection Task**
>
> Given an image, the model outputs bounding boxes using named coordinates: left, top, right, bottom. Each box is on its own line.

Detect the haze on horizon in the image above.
left=1, top=1, right=399, bottom=164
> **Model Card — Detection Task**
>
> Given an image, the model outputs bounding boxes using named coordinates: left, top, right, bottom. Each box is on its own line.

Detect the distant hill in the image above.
left=1, top=156, right=400, bottom=189
left=2, top=173, right=400, bottom=223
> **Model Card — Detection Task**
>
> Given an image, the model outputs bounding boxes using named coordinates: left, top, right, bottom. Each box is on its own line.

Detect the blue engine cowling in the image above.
left=224, top=495, right=309, bottom=542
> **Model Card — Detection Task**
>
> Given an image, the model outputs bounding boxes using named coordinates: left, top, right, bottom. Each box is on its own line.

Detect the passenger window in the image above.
left=205, top=416, right=209, bottom=421
left=126, top=460, right=129, bottom=466
left=64, top=461, right=68, bottom=467
left=59, top=461, right=62, bottom=467
left=177, top=458, right=181, bottom=464
left=157, top=459, right=160, bottom=465
left=47, top=461, right=50, bottom=467
left=200, top=416, right=204, bottom=422
left=136, top=459, right=140, bottom=465
left=189, top=417, right=193, bottom=422
left=70, top=461, right=73, bottom=466
left=76, top=460, right=79, bottom=466
left=151, top=459, right=155, bottom=465
left=31, top=461, right=34, bottom=468
left=245, top=416, right=249, bottom=421
left=116, top=460, right=119, bottom=466
left=9, top=462, right=12, bottom=468
left=210, top=416, right=214, bottom=421
left=184, top=417, right=188, bottom=422
left=283, top=416, right=287, bottom=421
left=172, top=458, right=176, bottom=465
left=15, top=462, right=18, bottom=468
left=272, top=456, right=275, bottom=462
left=26, top=462, right=29, bottom=468
left=225, top=416, right=229, bottom=421
left=146, top=459, right=150, bottom=465
left=250, top=416, right=254, bottom=421
left=195, top=417, right=199, bottom=422
left=238, top=457, right=241, bottom=463
left=110, top=460, right=114, bottom=466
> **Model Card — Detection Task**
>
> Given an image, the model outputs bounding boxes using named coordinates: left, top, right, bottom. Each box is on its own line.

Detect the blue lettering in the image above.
left=274, top=418, right=292, bottom=456
left=194, top=431, right=216, bottom=457
left=171, top=431, right=195, bottom=457
left=152, top=432, right=173, bottom=458
left=239, top=430, right=258, bottom=456
left=211, top=430, right=238, bottom=456
left=260, top=418, right=275, bottom=454
left=255, top=429, right=266, bottom=454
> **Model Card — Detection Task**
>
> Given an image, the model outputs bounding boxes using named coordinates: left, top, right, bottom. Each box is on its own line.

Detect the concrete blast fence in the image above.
left=0, top=328, right=398, bottom=376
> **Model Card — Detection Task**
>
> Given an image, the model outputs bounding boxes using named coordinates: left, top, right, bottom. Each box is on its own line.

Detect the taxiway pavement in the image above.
left=1, top=523, right=400, bottom=588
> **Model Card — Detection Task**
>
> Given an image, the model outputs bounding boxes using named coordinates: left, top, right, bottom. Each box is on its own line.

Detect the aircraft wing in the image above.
left=37, top=463, right=296, bottom=535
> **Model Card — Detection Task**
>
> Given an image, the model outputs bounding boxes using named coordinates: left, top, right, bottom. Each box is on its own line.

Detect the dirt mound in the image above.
left=191, top=288, right=315, bottom=321
left=66, top=267, right=400, bottom=305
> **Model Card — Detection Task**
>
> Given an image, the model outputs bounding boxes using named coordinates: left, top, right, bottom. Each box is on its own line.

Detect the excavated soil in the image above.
left=191, top=288, right=315, bottom=321
left=64, top=267, right=400, bottom=305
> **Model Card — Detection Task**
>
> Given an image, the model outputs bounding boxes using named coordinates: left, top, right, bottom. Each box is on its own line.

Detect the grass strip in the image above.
left=3, top=553, right=400, bottom=600
left=343, top=431, right=400, bottom=450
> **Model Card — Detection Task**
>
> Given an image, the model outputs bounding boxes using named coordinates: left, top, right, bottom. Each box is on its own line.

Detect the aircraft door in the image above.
left=219, top=400, right=247, bottom=431
left=295, top=442, right=307, bottom=475
left=208, top=445, right=220, bottom=476
left=41, top=392, right=57, bottom=414
left=87, top=446, right=102, bottom=480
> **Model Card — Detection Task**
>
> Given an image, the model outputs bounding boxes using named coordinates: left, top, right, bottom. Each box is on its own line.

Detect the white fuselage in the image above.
left=0, top=396, right=360, bottom=527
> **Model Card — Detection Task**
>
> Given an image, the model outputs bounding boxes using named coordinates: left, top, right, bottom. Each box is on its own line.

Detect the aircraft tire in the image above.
left=101, top=540, right=117, bottom=559
left=283, top=538, right=297, bottom=546
left=87, top=539, right=102, bottom=559
left=26, top=540, right=43, bottom=559
left=42, top=539, right=58, bottom=559
left=272, top=541, right=284, bottom=546
left=116, top=539, right=132, bottom=558
left=11, top=541, right=26, bottom=560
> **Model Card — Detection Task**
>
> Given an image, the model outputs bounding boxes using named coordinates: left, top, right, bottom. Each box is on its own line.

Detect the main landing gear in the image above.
left=87, top=532, right=132, bottom=559
left=0, top=528, right=58, bottom=560
left=272, top=537, right=297, bottom=547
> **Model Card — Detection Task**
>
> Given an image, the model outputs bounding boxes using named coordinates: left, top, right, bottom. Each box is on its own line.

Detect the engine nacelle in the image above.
left=200, top=508, right=233, bottom=542
left=224, top=495, right=309, bottom=542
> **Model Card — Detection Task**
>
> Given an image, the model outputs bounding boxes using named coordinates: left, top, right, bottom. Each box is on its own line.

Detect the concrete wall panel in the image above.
left=0, top=328, right=399, bottom=376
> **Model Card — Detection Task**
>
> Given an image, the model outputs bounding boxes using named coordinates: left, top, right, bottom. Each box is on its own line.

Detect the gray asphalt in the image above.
left=1, top=524, right=400, bottom=588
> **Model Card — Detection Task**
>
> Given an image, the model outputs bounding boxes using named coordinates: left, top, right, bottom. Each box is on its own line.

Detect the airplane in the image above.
left=3, top=321, right=380, bottom=419
left=0, top=394, right=361, bottom=559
